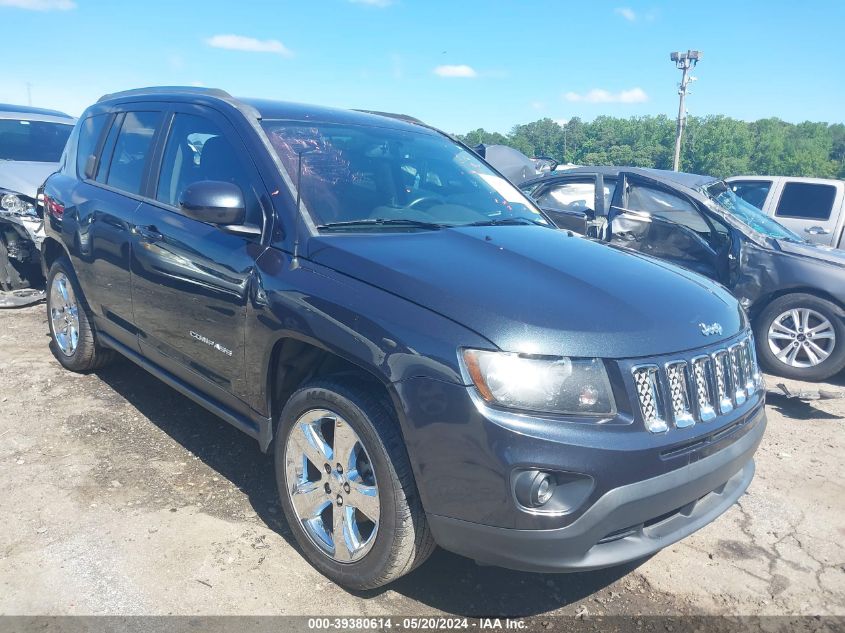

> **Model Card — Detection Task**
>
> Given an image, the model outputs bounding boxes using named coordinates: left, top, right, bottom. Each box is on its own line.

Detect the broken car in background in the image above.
left=0, top=104, right=74, bottom=299
left=521, top=167, right=845, bottom=382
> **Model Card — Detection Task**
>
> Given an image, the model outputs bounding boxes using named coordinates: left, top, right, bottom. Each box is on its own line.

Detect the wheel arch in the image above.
left=263, top=335, right=407, bottom=450
left=748, top=287, right=845, bottom=324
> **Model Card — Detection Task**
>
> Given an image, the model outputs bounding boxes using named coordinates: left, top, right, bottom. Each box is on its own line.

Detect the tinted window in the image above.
left=156, top=113, right=260, bottom=223
left=730, top=180, right=771, bottom=210
left=627, top=184, right=712, bottom=236
left=105, top=111, right=161, bottom=195
left=0, top=118, right=72, bottom=162
left=775, top=182, right=836, bottom=220
left=75, top=114, right=109, bottom=179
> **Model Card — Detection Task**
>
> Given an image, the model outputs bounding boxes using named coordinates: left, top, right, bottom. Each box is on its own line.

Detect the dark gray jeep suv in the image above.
left=41, top=87, right=766, bottom=589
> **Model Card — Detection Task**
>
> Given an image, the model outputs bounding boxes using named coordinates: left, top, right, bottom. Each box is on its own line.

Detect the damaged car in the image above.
left=521, top=167, right=845, bottom=382
left=0, top=103, right=75, bottom=294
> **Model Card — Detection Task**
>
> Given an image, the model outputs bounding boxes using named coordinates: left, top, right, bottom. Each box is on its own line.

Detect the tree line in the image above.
left=457, top=115, right=845, bottom=180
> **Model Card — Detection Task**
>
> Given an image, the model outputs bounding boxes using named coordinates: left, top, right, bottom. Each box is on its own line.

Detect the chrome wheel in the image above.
left=767, top=308, right=836, bottom=368
left=284, top=409, right=380, bottom=563
left=50, top=272, right=80, bottom=357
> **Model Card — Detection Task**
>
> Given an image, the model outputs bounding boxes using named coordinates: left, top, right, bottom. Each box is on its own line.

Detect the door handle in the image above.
left=133, top=224, right=163, bottom=241
left=804, top=226, right=830, bottom=235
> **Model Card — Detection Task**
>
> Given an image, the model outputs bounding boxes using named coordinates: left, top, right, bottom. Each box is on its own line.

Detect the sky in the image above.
left=2, top=0, right=844, bottom=134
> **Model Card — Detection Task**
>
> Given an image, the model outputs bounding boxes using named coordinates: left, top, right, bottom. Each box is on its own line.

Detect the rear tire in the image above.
left=275, top=378, right=435, bottom=590
left=754, top=293, right=845, bottom=382
left=46, top=257, right=114, bottom=371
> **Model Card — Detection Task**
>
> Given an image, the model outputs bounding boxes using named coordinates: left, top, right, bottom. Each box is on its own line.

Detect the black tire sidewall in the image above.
left=274, top=382, right=404, bottom=589
left=46, top=258, right=96, bottom=371
left=754, top=294, right=845, bottom=381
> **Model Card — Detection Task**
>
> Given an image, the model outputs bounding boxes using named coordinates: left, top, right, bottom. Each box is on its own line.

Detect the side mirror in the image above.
left=179, top=180, right=245, bottom=225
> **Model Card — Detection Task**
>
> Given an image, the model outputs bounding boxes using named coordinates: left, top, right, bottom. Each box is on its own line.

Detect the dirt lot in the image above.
left=1, top=304, right=843, bottom=618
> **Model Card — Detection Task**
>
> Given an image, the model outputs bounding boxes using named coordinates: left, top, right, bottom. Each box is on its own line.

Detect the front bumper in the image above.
left=426, top=405, right=764, bottom=572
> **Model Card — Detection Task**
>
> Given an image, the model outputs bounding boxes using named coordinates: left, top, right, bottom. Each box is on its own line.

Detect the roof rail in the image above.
left=97, top=86, right=233, bottom=103
left=353, top=109, right=425, bottom=125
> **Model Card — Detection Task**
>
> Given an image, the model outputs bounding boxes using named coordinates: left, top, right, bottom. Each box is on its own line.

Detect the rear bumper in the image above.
left=427, top=407, right=764, bottom=573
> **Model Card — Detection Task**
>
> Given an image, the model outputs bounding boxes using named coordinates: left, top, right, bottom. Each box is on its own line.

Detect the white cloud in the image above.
left=0, top=0, right=75, bottom=10
left=554, top=118, right=570, bottom=127
left=206, top=34, right=293, bottom=57
left=348, top=0, right=393, bottom=6
left=614, top=7, right=636, bottom=21
left=563, top=87, right=648, bottom=104
left=530, top=101, right=546, bottom=111
left=434, top=64, right=477, bottom=78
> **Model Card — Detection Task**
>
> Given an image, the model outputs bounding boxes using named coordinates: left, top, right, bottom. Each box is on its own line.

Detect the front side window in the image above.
left=260, top=121, right=548, bottom=230
left=775, top=182, right=836, bottom=220
left=0, top=118, right=73, bottom=162
left=730, top=180, right=771, bottom=210
left=105, top=111, right=162, bottom=195
left=75, top=114, right=109, bottom=179
left=626, top=184, right=712, bottom=236
left=156, top=113, right=260, bottom=223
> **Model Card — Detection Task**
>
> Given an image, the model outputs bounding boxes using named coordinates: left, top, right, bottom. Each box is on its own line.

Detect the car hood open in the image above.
left=307, top=226, right=744, bottom=358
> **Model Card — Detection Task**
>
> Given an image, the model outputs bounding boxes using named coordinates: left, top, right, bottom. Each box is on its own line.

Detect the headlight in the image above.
left=460, top=349, right=616, bottom=416
left=0, top=193, right=36, bottom=216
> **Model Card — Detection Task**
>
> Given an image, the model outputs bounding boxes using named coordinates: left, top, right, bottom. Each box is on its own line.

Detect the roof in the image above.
left=94, top=87, right=431, bottom=135
left=0, top=103, right=74, bottom=121
left=523, top=165, right=720, bottom=191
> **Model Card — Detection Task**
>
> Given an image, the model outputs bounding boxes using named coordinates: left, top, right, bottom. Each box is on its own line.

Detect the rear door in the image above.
left=525, top=175, right=616, bottom=236
left=129, top=103, right=269, bottom=402
left=71, top=108, right=164, bottom=351
left=607, top=172, right=729, bottom=283
left=769, top=179, right=843, bottom=246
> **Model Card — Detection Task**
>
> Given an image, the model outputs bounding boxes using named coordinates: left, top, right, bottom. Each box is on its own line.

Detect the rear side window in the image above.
left=775, top=182, right=836, bottom=220
left=730, top=180, right=771, bottom=210
left=75, top=114, right=109, bottom=179
left=104, top=111, right=162, bottom=195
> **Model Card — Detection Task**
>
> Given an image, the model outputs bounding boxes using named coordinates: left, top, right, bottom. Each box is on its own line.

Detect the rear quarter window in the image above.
left=75, top=114, right=109, bottom=179
left=775, top=182, right=836, bottom=220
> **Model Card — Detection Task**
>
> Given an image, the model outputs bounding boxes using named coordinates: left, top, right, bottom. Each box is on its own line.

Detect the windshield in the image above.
left=703, top=180, right=803, bottom=242
left=0, top=118, right=73, bottom=162
left=261, top=121, right=549, bottom=230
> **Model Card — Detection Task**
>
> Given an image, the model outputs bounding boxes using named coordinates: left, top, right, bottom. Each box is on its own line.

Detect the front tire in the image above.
left=754, top=293, right=845, bottom=382
left=46, top=257, right=114, bottom=371
left=275, top=379, right=435, bottom=590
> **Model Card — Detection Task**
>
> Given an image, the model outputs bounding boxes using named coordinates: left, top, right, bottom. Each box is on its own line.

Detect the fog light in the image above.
left=514, top=469, right=557, bottom=508
left=534, top=475, right=555, bottom=505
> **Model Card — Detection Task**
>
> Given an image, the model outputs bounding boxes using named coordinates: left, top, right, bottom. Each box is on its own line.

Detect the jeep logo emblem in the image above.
left=699, top=322, right=723, bottom=336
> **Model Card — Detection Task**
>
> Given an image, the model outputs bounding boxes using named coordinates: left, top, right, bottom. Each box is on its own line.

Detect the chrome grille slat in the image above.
left=632, top=365, right=667, bottom=433
left=729, top=344, right=747, bottom=406
left=665, top=361, right=694, bottom=428
left=633, top=334, right=760, bottom=433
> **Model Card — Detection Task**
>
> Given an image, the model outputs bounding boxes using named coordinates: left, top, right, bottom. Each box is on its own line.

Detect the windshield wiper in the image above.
left=317, top=218, right=444, bottom=231
left=462, top=217, right=547, bottom=227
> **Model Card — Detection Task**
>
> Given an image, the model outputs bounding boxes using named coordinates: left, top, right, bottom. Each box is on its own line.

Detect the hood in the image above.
left=0, top=161, right=59, bottom=199
left=776, top=239, right=845, bottom=269
left=307, top=226, right=744, bottom=358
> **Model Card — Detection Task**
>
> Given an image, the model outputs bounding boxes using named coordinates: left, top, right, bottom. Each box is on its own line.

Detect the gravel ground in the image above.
left=1, top=304, right=843, bottom=618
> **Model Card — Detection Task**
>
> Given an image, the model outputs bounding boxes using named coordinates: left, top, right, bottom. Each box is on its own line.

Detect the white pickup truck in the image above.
left=725, top=176, right=845, bottom=249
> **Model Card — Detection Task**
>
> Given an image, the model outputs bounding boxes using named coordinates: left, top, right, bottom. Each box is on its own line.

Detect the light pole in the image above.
left=670, top=50, right=701, bottom=171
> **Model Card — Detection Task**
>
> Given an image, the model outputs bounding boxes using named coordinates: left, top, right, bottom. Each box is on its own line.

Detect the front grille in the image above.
left=631, top=333, right=762, bottom=433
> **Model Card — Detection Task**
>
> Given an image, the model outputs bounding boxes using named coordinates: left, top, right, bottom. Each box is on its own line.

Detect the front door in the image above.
left=607, top=172, right=730, bottom=283
left=129, top=105, right=269, bottom=400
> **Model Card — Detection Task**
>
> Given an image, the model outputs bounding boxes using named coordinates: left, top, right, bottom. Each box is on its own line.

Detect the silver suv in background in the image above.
left=0, top=104, right=75, bottom=293
left=726, top=176, right=845, bottom=250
